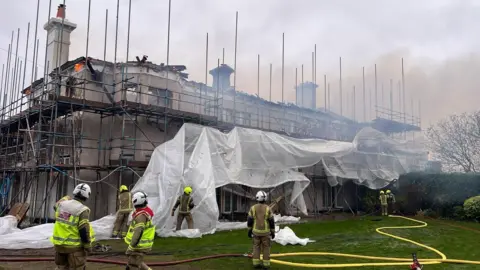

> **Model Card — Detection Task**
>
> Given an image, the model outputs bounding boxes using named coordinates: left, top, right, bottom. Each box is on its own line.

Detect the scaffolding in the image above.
left=0, top=2, right=422, bottom=224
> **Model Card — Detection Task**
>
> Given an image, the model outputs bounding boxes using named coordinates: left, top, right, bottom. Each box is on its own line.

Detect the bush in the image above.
left=464, top=196, right=480, bottom=220
left=452, top=206, right=466, bottom=220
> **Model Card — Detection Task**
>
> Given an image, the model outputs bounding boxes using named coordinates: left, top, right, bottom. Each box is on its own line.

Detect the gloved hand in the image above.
left=270, top=230, right=275, bottom=239
left=171, top=211, right=175, bottom=217
left=248, top=229, right=253, bottom=238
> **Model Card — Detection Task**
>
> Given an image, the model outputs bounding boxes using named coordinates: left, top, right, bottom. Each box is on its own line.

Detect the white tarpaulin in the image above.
left=133, top=123, right=426, bottom=236
left=0, top=214, right=306, bottom=249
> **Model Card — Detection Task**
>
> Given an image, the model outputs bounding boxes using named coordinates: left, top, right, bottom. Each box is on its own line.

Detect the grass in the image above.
left=96, top=216, right=480, bottom=269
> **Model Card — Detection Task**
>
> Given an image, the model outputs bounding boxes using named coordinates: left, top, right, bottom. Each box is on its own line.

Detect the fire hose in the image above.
left=1, top=215, right=480, bottom=268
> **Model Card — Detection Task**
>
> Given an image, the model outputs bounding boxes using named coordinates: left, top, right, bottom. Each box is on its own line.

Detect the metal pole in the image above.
left=281, top=33, right=284, bottom=104
left=374, top=64, right=377, bottom=118
left=222, top=48, right=225, bottom=65
left=34, top=39, right=39, bottom=80
left=11, top=56, right=20, bottom=114
left=257, top=54, right=260, bottom=128
left=216, top=59, right=220, bottom=118
left=11, top=27, right=21, bottom=116
left=30, top=0, right=40, bottom=91
left=362, top=66, right=365, bottom=121
left=324, top=74, right=327, bottom=111
left=339, top=57, right=342, bottom=115
left=269, top=63, right=272, bottom=129
left=113, top=0, right=120, bottom=91
left=233, top=11, right=238, bottom=125
left=269, top=64, right=272, bottom=102
left=22, top=22, right=31, bottom=92
left=314, top=44, right=317, bottom=107
left=402, top=58, right=406, bottom=139
left=41, top=0, right=52, bottom=88
left=301, top=64, right=304, bottom=107
left=295, top=68, right=297, bottom=105
left=203, top=33, right=208, bottom=116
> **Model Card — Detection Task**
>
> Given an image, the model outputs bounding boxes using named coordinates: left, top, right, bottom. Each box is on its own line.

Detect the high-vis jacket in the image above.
left=380, top=194, right=388, bottom=205
left=125, top=206, right=155, bottom=252
left=172, top=194, right=194, bottom=214
left=51, top=199, right=93, bottom=248
left=247, top=203, right=275, bottom=236
left=117, top=191, right=133, bottom=213
left=54, top=195, right=71, bottom=211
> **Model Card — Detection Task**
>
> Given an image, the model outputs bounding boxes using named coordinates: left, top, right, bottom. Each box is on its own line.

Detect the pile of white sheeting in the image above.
left=0, top=214, right=310, bottom=249
left=133, top=123, right=426, bottom=235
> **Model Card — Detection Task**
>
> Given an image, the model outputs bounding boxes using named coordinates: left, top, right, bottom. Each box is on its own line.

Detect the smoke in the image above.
left=1, top=0, right=479, bottom=128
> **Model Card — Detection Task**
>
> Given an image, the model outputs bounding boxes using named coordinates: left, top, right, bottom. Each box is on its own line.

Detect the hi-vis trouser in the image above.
left=112, top=211, right=131, bottom=238
left=252, top=235, right=271, bottom=268
left=176, top=212, right=193, bottom=230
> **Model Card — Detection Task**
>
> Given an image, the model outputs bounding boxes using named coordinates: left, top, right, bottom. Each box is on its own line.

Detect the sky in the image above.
left=0, top=0, right=479, bottom=127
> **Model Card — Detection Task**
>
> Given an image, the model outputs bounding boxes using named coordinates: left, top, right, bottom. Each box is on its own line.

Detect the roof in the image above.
left=371, top=117, right=421, bottom=133
left=209, top=64, right=234, bottom=75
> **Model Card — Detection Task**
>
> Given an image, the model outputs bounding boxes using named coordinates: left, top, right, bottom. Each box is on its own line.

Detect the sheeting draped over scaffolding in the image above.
left=133, top=123, right=427, bottom=235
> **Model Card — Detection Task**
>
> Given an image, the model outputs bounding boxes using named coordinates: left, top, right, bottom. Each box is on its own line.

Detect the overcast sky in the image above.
left=1, top=0, right=479, bottom=126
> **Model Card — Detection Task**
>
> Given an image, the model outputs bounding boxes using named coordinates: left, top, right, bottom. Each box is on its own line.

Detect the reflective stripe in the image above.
left=124, top=214, right=156, bottom=250
left=51, top=200, right=94, bottom=247
left=56, top=218, right=77, bottom=226
left=52, top=236, right=81, bottom=243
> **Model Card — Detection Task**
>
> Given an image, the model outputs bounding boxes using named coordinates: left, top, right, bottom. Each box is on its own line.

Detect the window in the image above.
left=224, top=190, right=231, bottom=212
left=148, top=87, right=172, bottom=107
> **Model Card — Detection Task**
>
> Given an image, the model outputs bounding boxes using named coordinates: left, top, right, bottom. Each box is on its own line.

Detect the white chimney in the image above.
left=43, top=4, right=77, bottom=75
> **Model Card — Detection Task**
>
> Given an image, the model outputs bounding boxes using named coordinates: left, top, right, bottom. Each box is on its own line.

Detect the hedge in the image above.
left=360, top=172, right=480, bottom=220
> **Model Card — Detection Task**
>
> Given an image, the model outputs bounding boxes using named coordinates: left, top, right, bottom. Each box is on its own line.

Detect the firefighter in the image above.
left=379, top=190, right=388, bottom=216
left=124, top=191, right=155, bottom=270
left=112, top=185, right=133, bottom=239
left=51, top=183, right=94, bottom=270
left=386, top=190, right=396, bottom=214
left=171, top=186, right=195, bottom=230
left=248, top=190, right=275, bottom=269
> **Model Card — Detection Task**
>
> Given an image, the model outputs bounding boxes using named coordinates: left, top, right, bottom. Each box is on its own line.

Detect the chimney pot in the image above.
left=56, top=4, right=66, bottom=19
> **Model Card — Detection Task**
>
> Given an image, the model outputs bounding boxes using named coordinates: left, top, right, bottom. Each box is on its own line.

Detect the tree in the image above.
left=426, top=111, right=480, bottom=172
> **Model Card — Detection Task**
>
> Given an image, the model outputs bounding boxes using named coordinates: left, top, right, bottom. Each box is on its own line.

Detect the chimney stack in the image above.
left=56, top=4, right=66, bottom=19
left=43, top=3, right=76, bottom=77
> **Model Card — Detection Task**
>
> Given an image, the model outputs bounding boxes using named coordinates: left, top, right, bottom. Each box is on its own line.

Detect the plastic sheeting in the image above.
left=0, top=214, right=308, bottom=249
left=158, top=214, right=301, bottom=238
left=0, top=215, right=116, bottom=250
left=133, top=123, right=426, bottom=235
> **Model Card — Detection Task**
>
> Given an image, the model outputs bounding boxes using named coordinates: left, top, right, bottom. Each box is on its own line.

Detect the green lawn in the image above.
left=99, top=216, right=480, bottom=269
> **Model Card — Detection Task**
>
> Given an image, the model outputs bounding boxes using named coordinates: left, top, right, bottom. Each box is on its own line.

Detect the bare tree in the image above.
left=426, top=112, right=480, bottom=172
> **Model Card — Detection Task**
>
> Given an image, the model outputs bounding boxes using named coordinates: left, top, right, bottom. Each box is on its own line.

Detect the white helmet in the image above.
left=132, top=191, right=148, bottom=207
left=255, top=190, right=267, bottom=202
left=73, top=183, right=91, bottom=200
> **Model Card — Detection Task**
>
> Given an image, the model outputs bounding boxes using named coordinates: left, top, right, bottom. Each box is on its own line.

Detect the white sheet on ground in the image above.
left=0, top=214, right=308, bottom=249
left=133, top=123, right=426, bottom=235
left=0, top=215, right=116, bottom=250
left=274, top=226, right=315, bottom=246
left=158, top=214, right=302, bottom=238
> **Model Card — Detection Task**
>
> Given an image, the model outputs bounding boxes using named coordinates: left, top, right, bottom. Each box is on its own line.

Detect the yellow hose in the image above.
left=268, top=215, right=480, bottom=268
